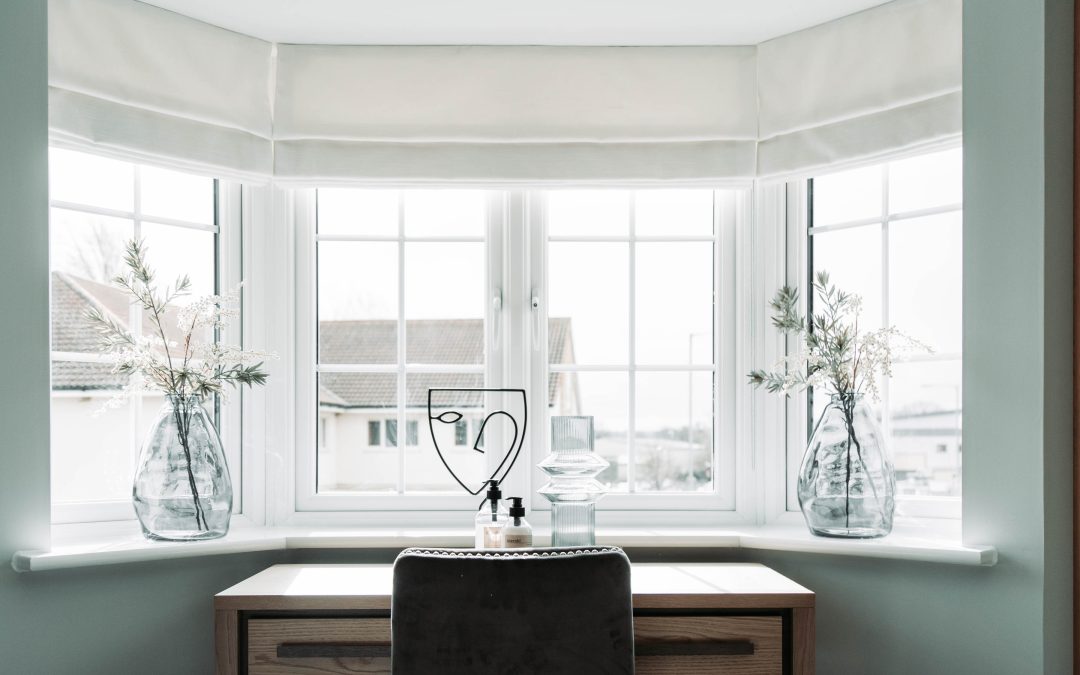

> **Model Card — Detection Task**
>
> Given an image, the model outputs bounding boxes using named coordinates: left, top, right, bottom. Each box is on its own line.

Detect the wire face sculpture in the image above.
left=427, top=388, right=527, bottom=495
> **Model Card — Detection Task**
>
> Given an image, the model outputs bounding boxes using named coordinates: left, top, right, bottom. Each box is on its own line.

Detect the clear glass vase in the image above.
left=133, top=395, right=232, bottom=541
left=798, top=393, right=895, bottom=538
left=538, top=416, right=609, bottom=547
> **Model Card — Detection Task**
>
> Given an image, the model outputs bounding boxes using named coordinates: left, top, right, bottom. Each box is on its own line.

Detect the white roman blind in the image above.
left=755, top=0, right=962, bottom=178
left=45, top=0, right=961, bottom=184
left=272, top=45, right=758, bottom=183
left=48, top=0, right=274, bottom=181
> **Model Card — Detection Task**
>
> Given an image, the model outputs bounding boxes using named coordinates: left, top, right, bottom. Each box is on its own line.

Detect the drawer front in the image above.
left=247, top=618, right=391, bottom=675
left=634, top=615, right=783, bottom=675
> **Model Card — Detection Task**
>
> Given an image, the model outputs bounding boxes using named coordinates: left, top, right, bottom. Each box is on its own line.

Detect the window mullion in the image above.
left=880, top=164, right=892, bottom=445
left=396, top=193, right=406, bottom=495
left=627, top=193, right=637, bottom=494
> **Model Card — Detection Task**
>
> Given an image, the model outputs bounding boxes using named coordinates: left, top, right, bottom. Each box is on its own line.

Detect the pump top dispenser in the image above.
left=475, top=479, right=509, bottom=549
left=503, top=497, right=533, bottom=548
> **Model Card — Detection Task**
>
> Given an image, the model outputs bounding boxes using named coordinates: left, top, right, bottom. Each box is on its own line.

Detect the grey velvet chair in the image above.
left=391, top=546, right=635, bottom=675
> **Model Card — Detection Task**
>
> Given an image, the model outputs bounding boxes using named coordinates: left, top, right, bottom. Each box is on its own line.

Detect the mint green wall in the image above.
left=0, top=1, right=1072, bottom=673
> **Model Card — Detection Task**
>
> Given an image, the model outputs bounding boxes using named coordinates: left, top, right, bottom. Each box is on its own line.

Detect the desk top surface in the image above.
left=216, top=562, right=814, bottom=611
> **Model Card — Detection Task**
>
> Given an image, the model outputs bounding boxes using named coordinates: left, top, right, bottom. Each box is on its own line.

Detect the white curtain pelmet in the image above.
left=48, top=0, right=961, bottom=183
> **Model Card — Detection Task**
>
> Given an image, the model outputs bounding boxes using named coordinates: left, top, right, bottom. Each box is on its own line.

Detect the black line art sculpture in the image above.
left=427, top=388, right=527, bottom=495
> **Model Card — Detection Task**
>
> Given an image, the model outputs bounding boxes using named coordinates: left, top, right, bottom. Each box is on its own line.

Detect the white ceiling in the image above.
left=135, top=0, right=895, bottom=46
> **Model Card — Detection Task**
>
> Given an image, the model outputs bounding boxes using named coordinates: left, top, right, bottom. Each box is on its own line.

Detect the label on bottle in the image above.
left=483, top=525, right=503, bottom=549
left=503, top=532, right=532, bottom=548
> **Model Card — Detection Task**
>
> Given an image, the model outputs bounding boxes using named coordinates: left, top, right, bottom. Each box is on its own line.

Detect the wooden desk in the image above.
left=215, top=562, right=814, bottom=675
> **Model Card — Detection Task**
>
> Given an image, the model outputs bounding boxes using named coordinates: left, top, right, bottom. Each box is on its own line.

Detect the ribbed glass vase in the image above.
left=798, top=393, right=895, bottom=538
left=132, top=395, right=233, bottom=541
left=538, top=416, right=609, bottom=547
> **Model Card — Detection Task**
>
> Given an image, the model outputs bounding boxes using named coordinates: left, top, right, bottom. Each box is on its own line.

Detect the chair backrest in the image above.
left=391, top=546, right=635, bottom=675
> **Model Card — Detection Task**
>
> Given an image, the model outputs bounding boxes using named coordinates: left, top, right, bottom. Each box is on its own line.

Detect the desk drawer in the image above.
left=248, top=618, right=391, bottom=675
left=634, top=615, right=783, bottom=675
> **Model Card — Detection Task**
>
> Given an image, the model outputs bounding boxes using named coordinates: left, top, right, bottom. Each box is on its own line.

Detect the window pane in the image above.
left=636, top=242, right=713, bottom=365
left=51, top=361, right=131, bottom=503
left=889, top=212, right=962, bottom=354
left=812, top=165, right=882, bottom=226
left=889, top=360, right=962, bottom=498
left=386, top=419, right=398, bottom=447
left=407, top=373, right=485, bottom=492
left=318, top=372, right=398, bottom=493
left=141, top=223, right=216, bottom=299
left=810, top=225, right=883, bottom=331
left=548, top=242, right=629, bottom=365
left=49, top=147, right=134, bottom=212
left=635, top=372, right=713, bottom=493
left=368, top=420, right=381, bottom=446
left=548, top=190, right=630, bottom=237
left=550, top=371, right=629, bottom=492
left=140, top=165, right=215, bottom=225
left=404, top=242, right=485, bottom=364
left=50, top=209, right=133, bottom=286
left=318, top=189, right=399, bottom=237
left=889, top=147, right=962, bottom=214
left=318, top=242, right=398, bottom=364
left=454, top=419, right=468, bottom=445
left=404, top=190, right=486, bottom=237
left=635, top=190, right=713, bottom=237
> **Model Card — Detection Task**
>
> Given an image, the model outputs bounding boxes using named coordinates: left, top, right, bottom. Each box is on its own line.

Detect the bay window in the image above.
left=48, top=146, right=961, bottom=528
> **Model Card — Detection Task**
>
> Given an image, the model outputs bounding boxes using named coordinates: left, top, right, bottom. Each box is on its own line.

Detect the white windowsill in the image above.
left=12, top=515, right=996, bottom=572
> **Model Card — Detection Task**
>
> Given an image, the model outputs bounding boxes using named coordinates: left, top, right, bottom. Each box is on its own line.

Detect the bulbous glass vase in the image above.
left=133, top=395, right=233, bottom=541
left=798, top=394, right=895, bottom=538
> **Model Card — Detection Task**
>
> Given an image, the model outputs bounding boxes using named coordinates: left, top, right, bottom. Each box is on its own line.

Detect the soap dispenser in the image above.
left=475, top=479, right=508, bottom=549
left=503, top=497, right=533, bottom=548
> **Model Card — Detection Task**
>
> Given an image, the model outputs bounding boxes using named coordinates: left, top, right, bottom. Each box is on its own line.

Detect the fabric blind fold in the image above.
left=756, top=0, right=962, bottom=177
left=48, top=0, right=273, bottom=181
left=48, top=0, right=961, bottom=183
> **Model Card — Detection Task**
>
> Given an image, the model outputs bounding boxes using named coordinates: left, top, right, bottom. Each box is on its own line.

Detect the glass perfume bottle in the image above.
left=538, top=416, right=609, bottom=547
left=475, top=479, right=508, bottom=549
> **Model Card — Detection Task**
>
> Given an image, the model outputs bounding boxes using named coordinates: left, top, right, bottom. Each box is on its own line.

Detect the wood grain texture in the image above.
left=248, top=618, right=391, bottom=675
left=214, top=610, right=239, bottom=675
left=634, top=616, right=782, bottom=675
left=793, top=606, right=815, bottom=675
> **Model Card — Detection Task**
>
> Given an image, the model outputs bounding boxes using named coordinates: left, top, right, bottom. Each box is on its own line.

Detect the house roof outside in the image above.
left=51, top=272, right=575, bottom=408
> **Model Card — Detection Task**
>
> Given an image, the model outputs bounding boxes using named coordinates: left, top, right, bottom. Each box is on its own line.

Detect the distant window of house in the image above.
left=368, top=420, right=381, bottom=446
left=807, top=146, right=962, bottom=502
left=454, top=419, right=467, bottom=446
left=48, top=148, right=223, bottom=521
left=406, top=420, right=419, bottom=447
left=385, top=419, right=398, bottom=448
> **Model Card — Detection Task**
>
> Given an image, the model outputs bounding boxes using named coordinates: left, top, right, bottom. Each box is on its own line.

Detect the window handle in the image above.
left=492, top=289, right=503, bottom=344
left=531, top=292, right=542, bottom=349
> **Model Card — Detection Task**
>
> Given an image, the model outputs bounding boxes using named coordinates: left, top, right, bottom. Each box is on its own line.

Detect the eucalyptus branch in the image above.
left=747, top=270, right=929, bottom=401
left=87, top=239, right=273, bottom=404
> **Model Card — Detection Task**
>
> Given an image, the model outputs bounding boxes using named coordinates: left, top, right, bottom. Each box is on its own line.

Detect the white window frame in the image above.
left=48, top=150, right=244, bottom=524
left=783, top=143, right=964, bottom=521
left=286, top=185, right=757, bottom=527
left=292, top=190, right=510, bottom=515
